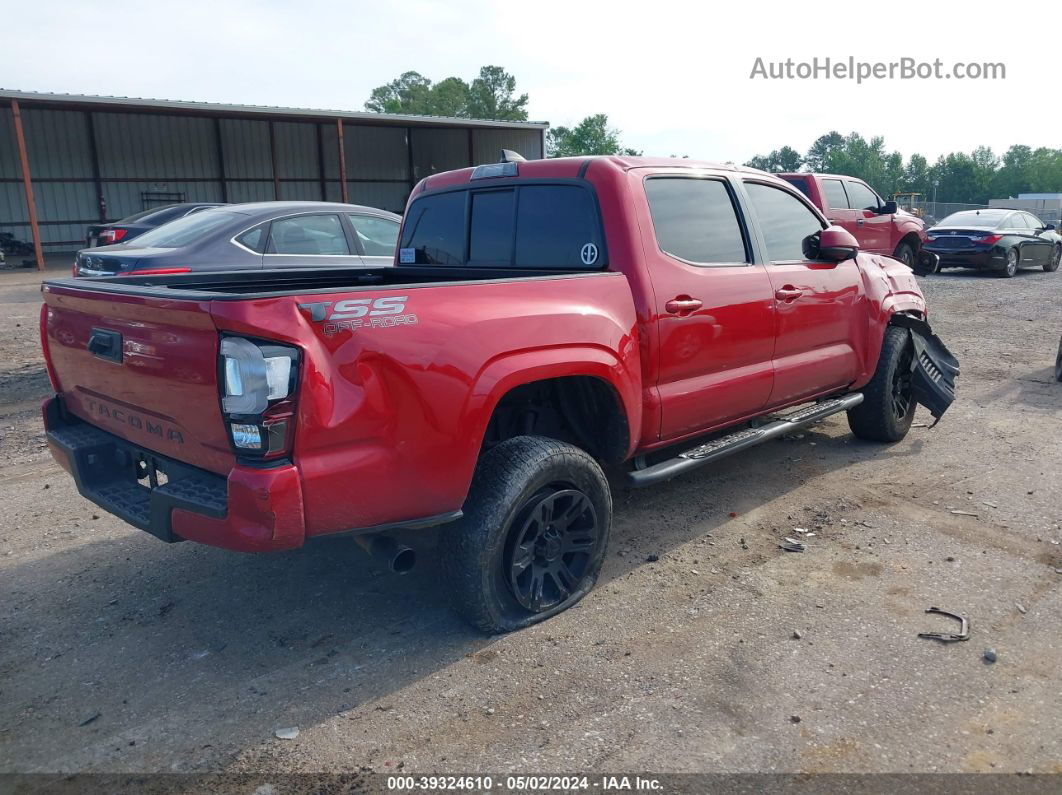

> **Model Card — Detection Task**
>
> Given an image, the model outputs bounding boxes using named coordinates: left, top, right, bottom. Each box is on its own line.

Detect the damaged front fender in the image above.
left=890, top=314, right=960, bottom=423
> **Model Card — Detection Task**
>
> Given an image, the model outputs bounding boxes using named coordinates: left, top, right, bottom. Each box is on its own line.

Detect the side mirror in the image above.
left=881, top=200, right=898, bottom=214
left=816, top=226, right=859, bottom=262
left=1045, top=223, right=1056, bottom=231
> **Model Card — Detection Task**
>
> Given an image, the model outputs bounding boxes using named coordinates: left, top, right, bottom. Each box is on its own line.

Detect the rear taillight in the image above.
left=99, top=228, right=128, bottom=245
left=218, top=337, right=300, bottom=462
left=40, top=302, right=60, bottom=391
left=117, top=267, right=192, bottom=276
left=973, top=234, right=1002, bottom=245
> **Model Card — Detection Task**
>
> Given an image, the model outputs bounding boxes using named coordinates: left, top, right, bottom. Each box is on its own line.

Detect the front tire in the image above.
left=847, top=325, right=916, bottom=442
left=442, top=436, right=611, bottom=633
left=894, top=241, right=916, bottom=270
left=1045, top=245, right=1060, bottom=273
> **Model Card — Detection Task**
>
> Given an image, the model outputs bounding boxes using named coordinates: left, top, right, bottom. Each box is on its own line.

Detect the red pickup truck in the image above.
left=778, top=173, right=929, bottom=270
left=39, top=156, right=957, bottom=632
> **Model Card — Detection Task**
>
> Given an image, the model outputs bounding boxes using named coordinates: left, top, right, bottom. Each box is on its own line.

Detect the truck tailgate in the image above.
left=42, top=284, right=234, bottom=475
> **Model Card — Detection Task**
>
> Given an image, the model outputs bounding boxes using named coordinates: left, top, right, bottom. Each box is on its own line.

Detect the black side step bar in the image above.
left=627, top=394, right=864, bottom=487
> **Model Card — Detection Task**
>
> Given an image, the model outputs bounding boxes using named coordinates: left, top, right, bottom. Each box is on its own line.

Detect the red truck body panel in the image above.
left=40, top=156, right=928, bottom=552
left=778, top=172, right=927, bottom=258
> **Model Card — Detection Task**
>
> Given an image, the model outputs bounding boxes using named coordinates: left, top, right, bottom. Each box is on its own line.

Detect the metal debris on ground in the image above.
left=1016, top=603, right=1027, bottom=615
left=917, top=607, right=970, bottom=642
left=779, top=542, right=805, bottom=552
left=78, top=712, right=101, bottom=727
left=950, top=510, right=979, bottom=517
left=274, top=727, right=300, bottom=740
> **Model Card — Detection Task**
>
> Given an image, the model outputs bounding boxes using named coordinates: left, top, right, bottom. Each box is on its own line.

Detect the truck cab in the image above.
left=778, top=172, right=928, bottom=269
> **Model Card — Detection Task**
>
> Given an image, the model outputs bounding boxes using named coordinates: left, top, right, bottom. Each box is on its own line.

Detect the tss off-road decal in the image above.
left=298, top=296, right=418, bottom=335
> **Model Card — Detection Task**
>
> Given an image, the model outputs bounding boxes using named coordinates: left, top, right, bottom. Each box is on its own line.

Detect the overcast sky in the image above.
left=6, top=0, right=1055, bottom=165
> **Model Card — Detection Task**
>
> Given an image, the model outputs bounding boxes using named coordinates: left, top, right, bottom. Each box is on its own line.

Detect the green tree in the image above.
left=428, top=77, right=471, bottom=117
left=745, top=146, right=803, bottom=173
left=466, top=66, right=529, bottom=121
left=547, top=114, right=641, bottom=158
left=365, top=65, right=527, bottom=120
left=364, top=71, right=433, bottom=114
left=804, top=131, right=845, bottom=172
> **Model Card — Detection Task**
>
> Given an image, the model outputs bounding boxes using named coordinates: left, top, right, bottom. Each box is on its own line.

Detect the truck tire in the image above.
left=847, top=325, right=916, bottom=442
left=1045, top=245, right=1061, bottom=273
left=893, top=241, right=916, bottom=269
left=442, top=436, right=611, bottom=633
left=1055, top=337, right=1062, bottom=382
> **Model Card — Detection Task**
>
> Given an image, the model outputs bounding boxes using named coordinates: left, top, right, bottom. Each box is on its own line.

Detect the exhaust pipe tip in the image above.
left=356, top=534, right=416, bottom=575
left=391, top=546, right=416, bottom=575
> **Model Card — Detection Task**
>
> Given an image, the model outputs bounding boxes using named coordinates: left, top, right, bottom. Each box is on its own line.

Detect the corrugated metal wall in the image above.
left=0, top=102, right=545, bottom=254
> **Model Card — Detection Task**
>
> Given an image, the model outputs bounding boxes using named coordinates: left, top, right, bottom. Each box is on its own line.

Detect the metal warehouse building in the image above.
left=0, top=90, right=548, bottom=268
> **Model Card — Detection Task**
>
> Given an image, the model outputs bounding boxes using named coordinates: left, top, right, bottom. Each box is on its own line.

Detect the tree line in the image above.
left=365, top=66, right=639, bottom=158
left=746, top=133, right=1062, bottom=205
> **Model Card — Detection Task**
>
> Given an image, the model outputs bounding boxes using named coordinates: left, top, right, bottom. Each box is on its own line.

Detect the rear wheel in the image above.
left=442, top=436, right=611, bottom=633
left=1045, top=245, right=1061, bottom=273
left=847, top=325, right=916, bottom=442
left=1001, top=247, right=1019, bottom=277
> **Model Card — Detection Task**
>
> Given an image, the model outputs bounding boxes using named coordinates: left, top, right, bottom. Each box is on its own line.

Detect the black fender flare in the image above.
left=888, top=314, right=960, bottom=423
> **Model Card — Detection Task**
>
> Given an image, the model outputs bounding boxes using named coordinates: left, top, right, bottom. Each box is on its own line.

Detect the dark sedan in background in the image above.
left=924, top=208, right=1061, bottom=277
left=85, top=202, right=226, bottom=247
left=75, top=201, right=401, bottom=277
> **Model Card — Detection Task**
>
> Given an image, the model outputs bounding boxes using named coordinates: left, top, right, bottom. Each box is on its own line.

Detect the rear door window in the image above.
left=348, top=214, right=400, bottom=256
left=822, top=179, right=850, bottom=209
left=268, top=214, right=350, bottom=255
left=643, top=177, right=748, bottom=265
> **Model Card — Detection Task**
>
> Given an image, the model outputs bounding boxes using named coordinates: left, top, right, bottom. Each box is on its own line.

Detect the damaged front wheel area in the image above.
left=848, top=319, right=959, bottom=442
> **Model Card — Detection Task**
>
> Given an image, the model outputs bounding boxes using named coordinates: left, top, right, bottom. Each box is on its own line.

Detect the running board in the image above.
left=627, top=394, right=864, bottom=487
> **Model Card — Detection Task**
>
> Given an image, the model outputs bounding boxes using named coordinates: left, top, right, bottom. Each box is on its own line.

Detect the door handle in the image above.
left=856, top=218, right=865, bottom=226
left=774, top=286, right=802, bottom=302
left=665, top=296, right=703, bottom=316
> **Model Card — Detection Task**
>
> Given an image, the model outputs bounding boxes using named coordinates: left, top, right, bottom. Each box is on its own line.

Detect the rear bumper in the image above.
left=923, top=247, right=1003, bottom=269
left=43, top=396, right=306, bottom=552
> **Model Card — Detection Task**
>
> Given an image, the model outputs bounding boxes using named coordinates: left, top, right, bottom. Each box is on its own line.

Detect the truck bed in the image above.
left=46, top=265, right=598, bottom=299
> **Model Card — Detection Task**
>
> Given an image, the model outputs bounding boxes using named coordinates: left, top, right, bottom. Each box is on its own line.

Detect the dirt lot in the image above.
left=1, top=264, right=1060, bottom=778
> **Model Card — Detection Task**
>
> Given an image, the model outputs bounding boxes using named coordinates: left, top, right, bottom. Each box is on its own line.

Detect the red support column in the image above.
left=10, top=100, right=45, bottom=271
left=336, top=118, right=349, bottom=203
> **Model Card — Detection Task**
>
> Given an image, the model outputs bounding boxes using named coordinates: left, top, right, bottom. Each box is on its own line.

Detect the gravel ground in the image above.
left=0, top=264, right=1060, bottom=778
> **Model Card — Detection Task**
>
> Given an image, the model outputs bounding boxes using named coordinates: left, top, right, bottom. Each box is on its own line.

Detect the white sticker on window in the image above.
left=580, top=243, right=599, bottom=266
left=399, top=247, right=416, bottom=264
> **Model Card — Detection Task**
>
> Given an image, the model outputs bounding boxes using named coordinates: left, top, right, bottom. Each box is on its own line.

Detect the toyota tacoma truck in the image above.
left=39, top=155, right=958, bottom=633
left=778, top=172, right=931, bottom=271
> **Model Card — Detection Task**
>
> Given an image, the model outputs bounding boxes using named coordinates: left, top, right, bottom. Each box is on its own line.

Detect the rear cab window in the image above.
left=400, top=182, right=605, bottom=269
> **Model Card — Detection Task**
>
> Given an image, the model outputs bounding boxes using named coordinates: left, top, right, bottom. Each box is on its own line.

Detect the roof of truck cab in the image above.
left=419, top=156, right=773, bottom=192
left=778, top=172, right=869, bottom=182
